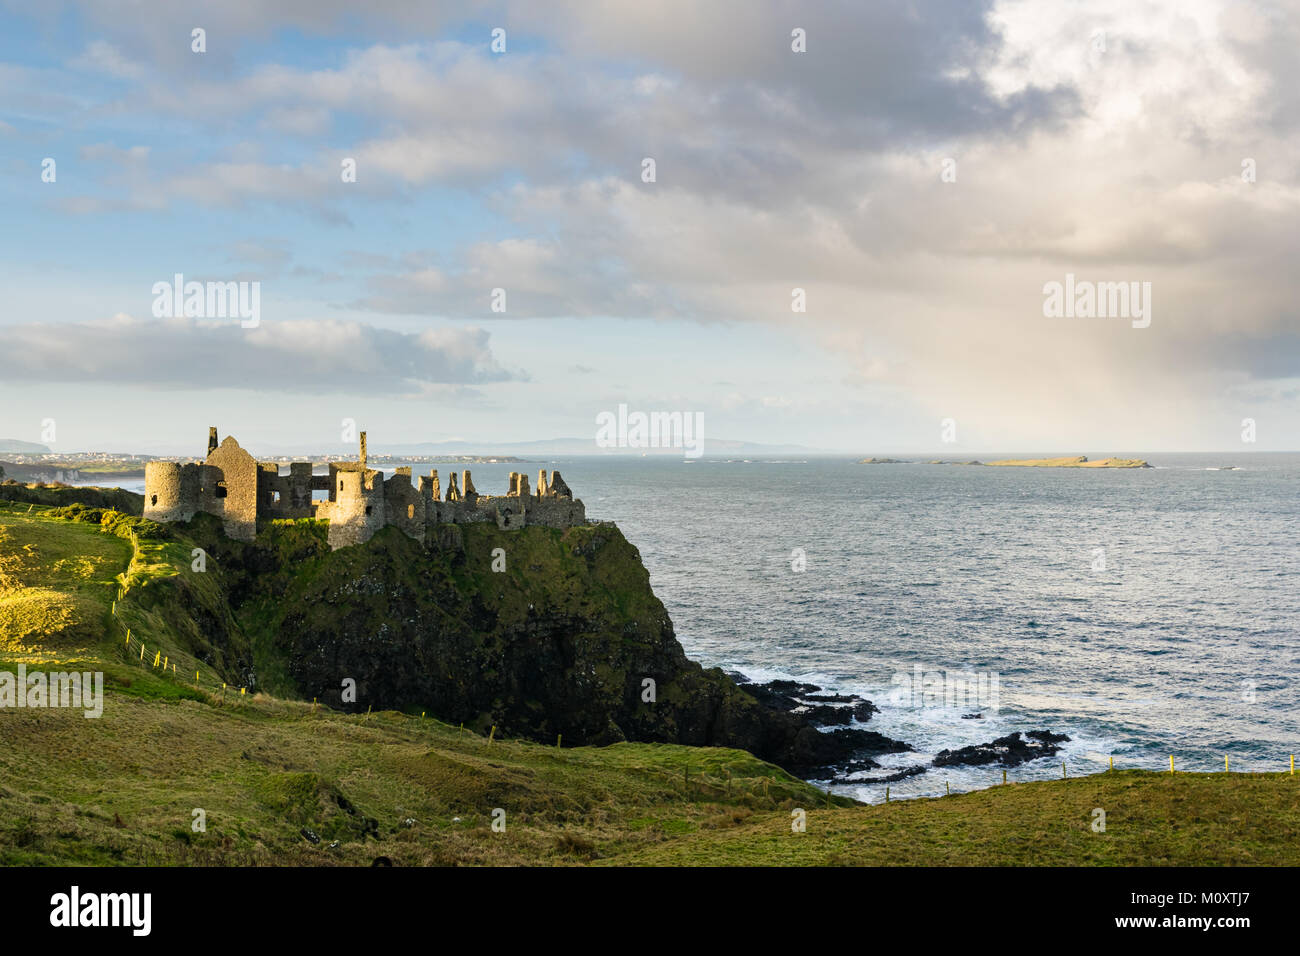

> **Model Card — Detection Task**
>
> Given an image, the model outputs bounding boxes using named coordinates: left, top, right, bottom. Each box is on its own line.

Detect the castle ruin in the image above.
left=143, top=427, right=585, bottom=549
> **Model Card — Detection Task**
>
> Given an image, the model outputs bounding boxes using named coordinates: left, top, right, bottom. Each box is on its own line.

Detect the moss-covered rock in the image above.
left=173, top=516, right=863, bottom=775
left=0, top=482, right=144, bottom=513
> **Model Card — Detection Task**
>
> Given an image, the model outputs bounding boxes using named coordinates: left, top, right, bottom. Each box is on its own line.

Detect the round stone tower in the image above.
left=143, top=461, right=197, bottom=523
left=327, top=469, right=386, bottom=549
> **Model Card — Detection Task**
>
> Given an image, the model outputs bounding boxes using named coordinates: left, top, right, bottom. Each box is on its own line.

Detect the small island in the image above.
left=983, top=456, right=1151, bottom=469
left=920, top=455, right=1151, bottom=468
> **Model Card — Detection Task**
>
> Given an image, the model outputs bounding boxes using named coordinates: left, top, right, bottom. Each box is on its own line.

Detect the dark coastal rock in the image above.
left=733, top=677, right=879, bottom=727
left=793, top=703, right=855, bottom=726
left=738, top=680, right=821, bottom=712
left=787, top=727, right=910, bottom=776
left=1026, top=730, right=1070, bottom=745
left=729, top=675, right=907, bottom=777
left=831, top=764, right=927, bottom=786
left=932, top=731, right=1071, bottom=768
left=853, top=700, right=880, bottom=721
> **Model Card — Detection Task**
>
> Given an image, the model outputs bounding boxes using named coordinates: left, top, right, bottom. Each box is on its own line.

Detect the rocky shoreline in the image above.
left=731, top=673, right=1072, bottom=784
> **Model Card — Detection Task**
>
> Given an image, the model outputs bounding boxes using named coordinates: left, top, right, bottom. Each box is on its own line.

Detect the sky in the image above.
left=0, top=0, right=1296, bottom=455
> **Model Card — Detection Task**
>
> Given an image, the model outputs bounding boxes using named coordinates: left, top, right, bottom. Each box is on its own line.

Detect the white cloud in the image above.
left=5, top=0, right=1299, bottom=447
left=0, top=314, right=521, bottom=394
left=69, top=40, right=145, bottom=80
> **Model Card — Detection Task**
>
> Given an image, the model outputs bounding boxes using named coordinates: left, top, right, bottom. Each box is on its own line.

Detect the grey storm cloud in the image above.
left=0, top=315, right=520, bottom=393
left=47, top=0, right=1078, bottom=207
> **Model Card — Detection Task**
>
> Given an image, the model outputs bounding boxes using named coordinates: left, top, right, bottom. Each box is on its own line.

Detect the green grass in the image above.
left=1, top=688, right=1294, bottom=865
left=0, top=501, right=228, bottom=701
left=2, top=502, right=1297, bottom=867
left=608, top=769, right=1300, bottom=865
left=0, top=693, right=841, bottom=866
left=0, top=504, right=130, bottom=655
left=0, top=482, right=144, bottom=513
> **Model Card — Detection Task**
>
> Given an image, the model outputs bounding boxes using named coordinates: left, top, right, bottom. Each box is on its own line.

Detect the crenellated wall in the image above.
left=144, top=428, right=587, bottom=550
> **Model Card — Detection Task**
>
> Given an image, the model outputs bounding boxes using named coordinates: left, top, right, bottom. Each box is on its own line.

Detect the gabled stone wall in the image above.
left=144, top=428, right=587, bottom=550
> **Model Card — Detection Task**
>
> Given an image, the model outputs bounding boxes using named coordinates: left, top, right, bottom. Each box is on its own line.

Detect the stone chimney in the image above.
left=359, top=431, right=368, bottom=468
left=207, top=426, right=219, bottom=457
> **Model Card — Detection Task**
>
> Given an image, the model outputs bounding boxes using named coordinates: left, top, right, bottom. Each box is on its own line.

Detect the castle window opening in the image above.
left=151, top=494, right=158, bottom=506
left=408, top=504, right=415, bottom=520
left=215, top=481, right=228, bottom=499
left=365, top=505, right=373, bottom=516
left=273, top=491, right=281, bottom=504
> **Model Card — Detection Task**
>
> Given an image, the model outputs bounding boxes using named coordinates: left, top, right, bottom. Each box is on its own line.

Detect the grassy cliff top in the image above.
left=3, top=500, right=1295, bottom=867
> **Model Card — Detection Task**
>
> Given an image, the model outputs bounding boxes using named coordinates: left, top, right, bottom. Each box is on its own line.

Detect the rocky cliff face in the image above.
left=184, top=517, right=901, bottom=777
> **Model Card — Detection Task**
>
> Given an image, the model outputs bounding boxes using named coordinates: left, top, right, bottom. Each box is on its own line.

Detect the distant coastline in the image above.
left=859, top=455, right=1152, bottom=468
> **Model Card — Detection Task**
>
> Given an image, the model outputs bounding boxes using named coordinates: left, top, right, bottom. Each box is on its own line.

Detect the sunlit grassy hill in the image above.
left=1, top=496, right=1295, bottom=866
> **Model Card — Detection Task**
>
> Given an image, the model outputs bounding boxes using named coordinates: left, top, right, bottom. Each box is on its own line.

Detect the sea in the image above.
left=97, top=452, right=1300, bottom=803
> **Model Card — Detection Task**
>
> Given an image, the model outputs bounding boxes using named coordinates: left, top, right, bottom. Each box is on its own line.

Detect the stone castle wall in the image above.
left=143, top=429, right=587, bottom=550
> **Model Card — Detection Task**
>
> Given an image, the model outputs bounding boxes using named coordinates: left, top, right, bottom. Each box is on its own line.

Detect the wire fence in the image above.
left=109, top=566, right=248, bottom=699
